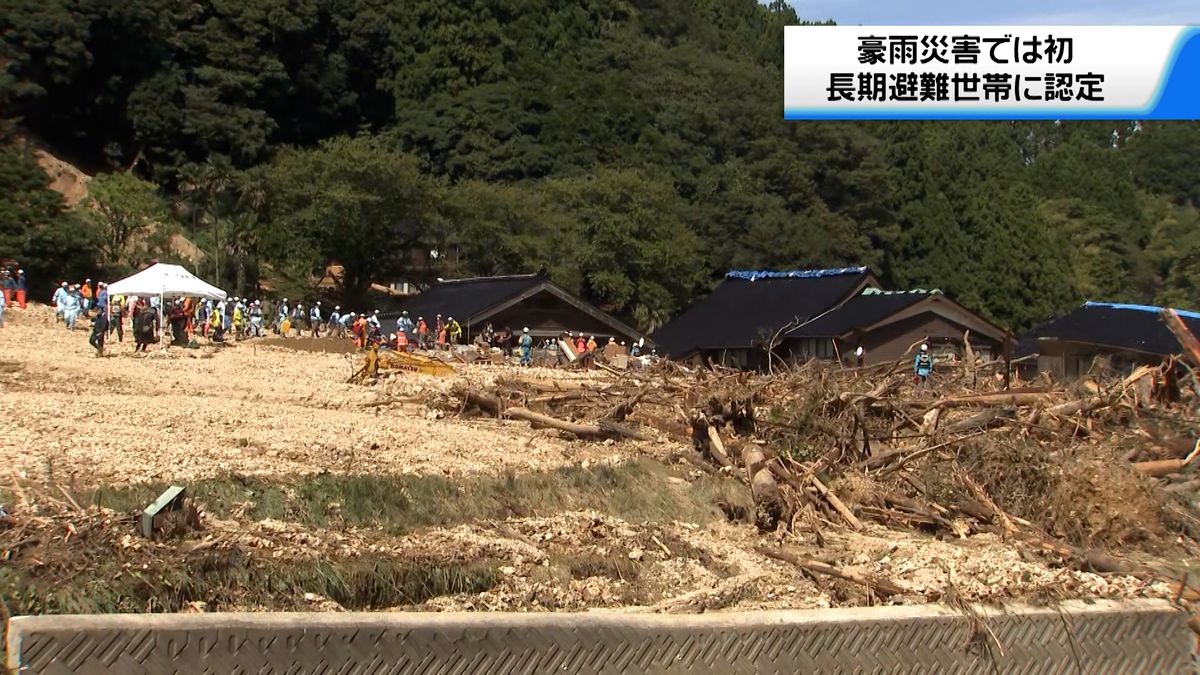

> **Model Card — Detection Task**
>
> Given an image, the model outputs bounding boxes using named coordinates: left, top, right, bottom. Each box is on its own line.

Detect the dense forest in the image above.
left=2, top=0, right=1198, bottom=332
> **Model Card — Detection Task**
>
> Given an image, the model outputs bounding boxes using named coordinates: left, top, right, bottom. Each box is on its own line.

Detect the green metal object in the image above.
left=140, top=486, right=186, bottom=539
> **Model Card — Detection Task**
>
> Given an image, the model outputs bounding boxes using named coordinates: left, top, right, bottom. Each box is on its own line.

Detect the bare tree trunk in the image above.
left=235, top=244, right=246, bottom=298
left=212, top=212, right=222, bottom=287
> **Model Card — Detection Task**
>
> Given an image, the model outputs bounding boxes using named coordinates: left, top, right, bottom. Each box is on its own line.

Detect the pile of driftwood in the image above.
left=449, top=322, right=1200, bottom=602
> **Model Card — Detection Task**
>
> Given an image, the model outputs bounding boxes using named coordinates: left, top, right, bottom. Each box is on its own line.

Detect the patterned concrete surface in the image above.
left=7, top=599, right=1193, bottom=674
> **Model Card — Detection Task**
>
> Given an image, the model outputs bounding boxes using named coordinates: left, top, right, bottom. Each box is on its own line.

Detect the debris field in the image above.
left=2, top=305, right=1199, bottom=631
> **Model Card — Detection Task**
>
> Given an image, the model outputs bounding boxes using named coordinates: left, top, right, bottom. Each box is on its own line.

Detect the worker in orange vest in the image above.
left=416, top=316, right=429, bottom=349
left=395, top=330, right=409, bottom=351
left=80, top=279, right=94, bottom=312
left=586, top=335, right=597, bottom=352
left=352, top=313, right=368, bottom=349
left=575, top=334, right=587, bottom=354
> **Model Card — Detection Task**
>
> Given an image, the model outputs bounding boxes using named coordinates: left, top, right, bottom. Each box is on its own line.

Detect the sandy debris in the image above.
left=0, top=306, right=1184, bottom=616
left=0, top=306, right=645, bottom=486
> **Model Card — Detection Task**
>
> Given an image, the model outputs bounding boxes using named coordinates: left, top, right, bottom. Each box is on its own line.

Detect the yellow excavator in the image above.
left=348, top=345, right=455, bottom=383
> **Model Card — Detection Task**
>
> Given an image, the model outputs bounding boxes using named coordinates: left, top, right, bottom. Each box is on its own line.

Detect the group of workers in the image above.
left=29, top=269, right=647, bottom=370
left=0, top=266, right=29, bottom=327
left=40, top=279, right=162, bottom=354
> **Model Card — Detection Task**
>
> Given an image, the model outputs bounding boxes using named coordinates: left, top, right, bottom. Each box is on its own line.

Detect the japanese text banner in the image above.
left=784, top=26, right=1200, bottom=119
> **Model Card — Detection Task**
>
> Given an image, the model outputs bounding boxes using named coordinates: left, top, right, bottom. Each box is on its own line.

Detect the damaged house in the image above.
left=785, top=288, right=1009, bottom=366
left=1018, top=301, right=1200, bottom=378
left=382, top=273, right=647, bottom=345
left=650, top=267, right=879, bottom=368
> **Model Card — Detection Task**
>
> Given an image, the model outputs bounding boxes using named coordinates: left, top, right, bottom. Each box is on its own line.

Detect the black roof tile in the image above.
left=787, top=291, right=933, bottom=338
left=1017, top=302, right=1200, bottom=357
left=650, top=267, right=873, bottom=357
left=387, top=275, right=543, bottom=323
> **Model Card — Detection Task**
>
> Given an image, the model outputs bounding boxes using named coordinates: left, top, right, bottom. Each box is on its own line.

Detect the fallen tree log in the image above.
left=954, top=465, right=1016, bottom=535
left=1046, top=397, right=1103, bottom=418
left=929, top=391, right=1053, bottom=410
left=454, top=386, right=648, bottom=440
left=943, top=408, right=1015, bottom=434
left=498, top=378, right=595, bottom=393
left=1163, top=308, right=1200, bottom=368
left=758, top=546, right=908, bottom=598
left=504, top=406, right=649, bottom=441
left=690, top=417, right=734, bottom=470
left=605, top=385, right=651, bottom=421
left=1163, top=478, right=1200, bottom=494
left=742, top=443, right=786, bottom=532
left=1133, top=441, right=1200, bottom=476
left=808, top=475, right=862, bottom=530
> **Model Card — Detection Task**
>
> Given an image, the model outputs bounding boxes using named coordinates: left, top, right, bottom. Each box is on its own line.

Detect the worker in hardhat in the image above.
left=52, top=282, right=68, bottom=321
left=60, top=284, right=82, bottom=330
left=855, top=345, right=865, bottom=368
left=446, top=316, right=462, bottom=345
left=416, top=315, right=429, bottom=349
left=914, top=343, right=933, bottom=387
left=309, top=301, right=322, bottom=338
left=396, top=310, right=414, bottom=338
left=248, top=299, right=264, bottom=337
left=352, top=313, right=368, bottom=349
left=328, top=305, right=342, bottom=337
left=519, top=327, right=533, bottom=366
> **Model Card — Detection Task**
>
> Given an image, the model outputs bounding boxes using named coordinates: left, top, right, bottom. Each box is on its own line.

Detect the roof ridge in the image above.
left=725, top=266, right=869, bottom=281
left=436, top=274, right=541, bottom=285
left=861, top=288, right=942, bottom=296
left=1083, top=301, right=1200, bottom=321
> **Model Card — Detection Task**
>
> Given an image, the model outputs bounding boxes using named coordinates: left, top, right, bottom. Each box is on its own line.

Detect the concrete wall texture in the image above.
left=7, top=599, right=1194, bottom=674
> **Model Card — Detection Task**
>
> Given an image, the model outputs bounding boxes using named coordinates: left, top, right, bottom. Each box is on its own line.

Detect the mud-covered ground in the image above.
left=0, top=305, right=1183, bottom=622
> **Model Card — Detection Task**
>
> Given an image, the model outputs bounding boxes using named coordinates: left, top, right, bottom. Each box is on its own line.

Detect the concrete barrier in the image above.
left=7, top=599, right=1193, bottom=674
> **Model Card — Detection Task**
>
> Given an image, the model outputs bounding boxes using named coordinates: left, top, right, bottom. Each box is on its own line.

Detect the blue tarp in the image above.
left=1083, top=301, right=1200, bottom=321
left=725, top=266, right=869, bottom=282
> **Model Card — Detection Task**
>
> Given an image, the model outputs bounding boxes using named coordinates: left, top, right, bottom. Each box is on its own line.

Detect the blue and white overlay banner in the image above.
left=784, top=26, right=1200, bottom=119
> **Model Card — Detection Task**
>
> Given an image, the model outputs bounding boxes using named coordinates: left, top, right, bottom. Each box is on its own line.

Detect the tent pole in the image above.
left=159, top=291, right=165, bottom=351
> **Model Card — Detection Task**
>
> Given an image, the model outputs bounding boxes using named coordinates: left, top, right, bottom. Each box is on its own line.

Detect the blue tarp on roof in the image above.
left=725, top=266, right=869, bottom=282
left=1084, top=301, right=1200, bottom=321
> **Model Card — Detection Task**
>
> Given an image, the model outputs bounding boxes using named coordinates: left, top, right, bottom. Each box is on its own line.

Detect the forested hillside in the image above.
left=3, top=0, right=1198, bottom=331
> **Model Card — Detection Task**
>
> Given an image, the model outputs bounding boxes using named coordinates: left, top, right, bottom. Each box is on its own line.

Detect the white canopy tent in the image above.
left=105, top=263, right=227, bottom=348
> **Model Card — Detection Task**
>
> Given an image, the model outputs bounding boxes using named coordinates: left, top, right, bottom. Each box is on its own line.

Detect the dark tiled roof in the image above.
left=787, top=291, right=933, bottom=338
left=650, top=267, right=873, bottom=358
left=387, top=275, right=543, bottom=323
left=1016, top=302, right=1200, bottom=357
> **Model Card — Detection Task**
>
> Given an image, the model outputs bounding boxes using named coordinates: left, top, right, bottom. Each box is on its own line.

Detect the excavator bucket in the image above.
left=378, top=349, right=456, bottom=377
left=349, top=346, right=455, bottom=383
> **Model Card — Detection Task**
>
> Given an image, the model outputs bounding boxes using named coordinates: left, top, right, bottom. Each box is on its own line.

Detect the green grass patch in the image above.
left=0, top=551, right=499, bottom=618
left=73, top=458, right=746, bottom=535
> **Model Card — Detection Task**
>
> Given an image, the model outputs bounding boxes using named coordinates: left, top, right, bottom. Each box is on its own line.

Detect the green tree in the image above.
left=443, top=180, right=580, bottom=287
left=0, top=143, right=95, bottom=298
left=262, top=136, right=442, bottom=303
left=542, top=169, right=703, bottom=330
left=82, top=171, right=167, bottom=273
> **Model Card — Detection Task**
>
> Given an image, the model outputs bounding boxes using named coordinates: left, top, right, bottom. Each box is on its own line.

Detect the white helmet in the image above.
left=523, top=327, right=529, bottom=333
left=920, top=343, right=929, bottom=352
